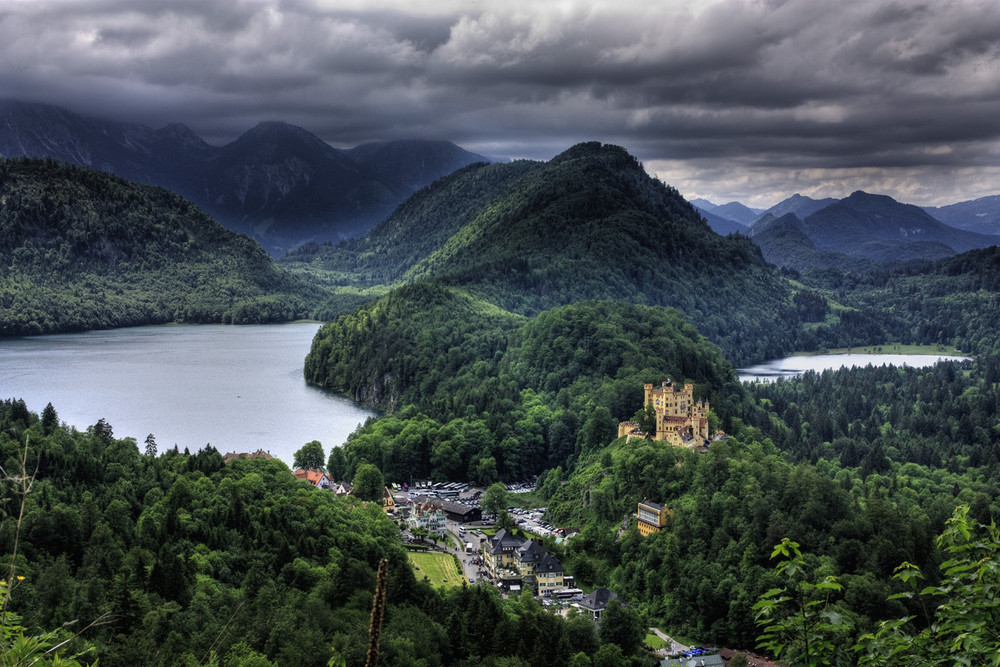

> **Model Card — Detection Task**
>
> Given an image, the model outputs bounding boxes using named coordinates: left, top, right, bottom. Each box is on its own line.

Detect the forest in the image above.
left=306, top=284, right=736, bottom=484
left=0, top=400, right=650, bottom=667
left=0, top=158, right=327, bottom=335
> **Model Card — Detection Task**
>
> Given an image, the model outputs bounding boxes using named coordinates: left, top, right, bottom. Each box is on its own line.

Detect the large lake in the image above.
left=0, top=323, right=376, bottom=466
left=738, top=352, right=971, bottom=383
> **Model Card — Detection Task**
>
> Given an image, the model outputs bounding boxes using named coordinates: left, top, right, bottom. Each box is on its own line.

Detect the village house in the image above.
left=618, top=380, right=711, bottom=447
left=408, top=501, right=447, bottom=537
left=440, top=500, right=482, bottom=523
left=483, top=529, right=565, bottom=593
left=637, top=499, right=671, bottom=537
left=573, top=587, right=620, bottom=621
left=293, top=468, right=332, bottom=490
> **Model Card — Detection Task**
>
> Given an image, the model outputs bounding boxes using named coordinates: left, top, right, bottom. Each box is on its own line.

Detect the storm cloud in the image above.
left=0, top=0, right=997, bottom=206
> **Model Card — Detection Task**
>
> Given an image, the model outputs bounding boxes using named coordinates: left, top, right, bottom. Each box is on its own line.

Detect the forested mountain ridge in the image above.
left=0, top=157, right=324, bottom=334
left=0, top=99, right=491, bottom=254
left=799, top=244, right=1000, bottom=358
left=289, top=142, right=806, bottom=366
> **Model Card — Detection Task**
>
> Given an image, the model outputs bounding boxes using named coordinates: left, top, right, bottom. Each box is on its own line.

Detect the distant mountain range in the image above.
left=0, top=99, right=490, bottom=254
left=922, top=195, right=1000, bottom=236
left=697, top=192, right=1000, bottom=237
left=694, top=191, right=999, bottom=272
left=747, top=192, right=999, bottom=272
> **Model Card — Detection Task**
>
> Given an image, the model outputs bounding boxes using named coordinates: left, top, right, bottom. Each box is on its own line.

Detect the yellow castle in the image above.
left=618, top=380, right=710, bottom=447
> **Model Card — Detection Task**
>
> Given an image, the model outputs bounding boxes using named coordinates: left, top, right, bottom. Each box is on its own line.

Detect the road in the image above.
left=446, top=519, right=485, bottom=583
left=649, top=627, right=689, bottom=655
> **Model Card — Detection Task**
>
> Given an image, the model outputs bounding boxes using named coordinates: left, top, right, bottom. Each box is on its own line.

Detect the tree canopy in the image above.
left=293, top=440, right=325, bottom=471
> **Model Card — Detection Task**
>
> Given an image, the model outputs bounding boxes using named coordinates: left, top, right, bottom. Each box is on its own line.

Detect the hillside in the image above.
left=923, top=194, right=1000, bottom=235
left=292, top=142, right=804, bottom=366
left=305, top=282, right=737, bottom=481
left=0, top=157, right=323, bottom=334
left=803, top=245, right=1000, bottom=358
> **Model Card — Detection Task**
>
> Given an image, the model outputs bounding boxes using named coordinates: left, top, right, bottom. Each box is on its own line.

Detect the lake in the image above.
left=0, top=323, right=376, bottom=466
left=737, top=352, right=971, bottom=383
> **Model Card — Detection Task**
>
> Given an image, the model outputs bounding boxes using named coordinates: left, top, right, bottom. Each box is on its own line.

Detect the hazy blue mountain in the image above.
left=762, top=193, right=838, bottom=222
left=802, top=191, right=998, bottom=260
left=346, top=139, right=491, bottom=191
left=200, top=121, right=409, bottom=250
left=689, top=197, right=718, bottom=211
left=750, top=213, right=876, bottom=273
left=0, top=99, right=492, bottom=255
left=0, top=99, right=211, bottom=188
left=695, top=206, right=749, bottom=235
left=712, top=201, right=764, bottom=226
left=923, top=195, right=1000, bottom=235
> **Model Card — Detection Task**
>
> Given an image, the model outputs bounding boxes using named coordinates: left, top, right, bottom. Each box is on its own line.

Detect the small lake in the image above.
left=0, top=323, right=376, bottom=466
left=738, top=352, right=971, bottom=383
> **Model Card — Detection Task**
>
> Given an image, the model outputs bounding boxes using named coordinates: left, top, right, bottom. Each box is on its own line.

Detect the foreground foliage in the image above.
left=755, top=506, right=1000, bottom=666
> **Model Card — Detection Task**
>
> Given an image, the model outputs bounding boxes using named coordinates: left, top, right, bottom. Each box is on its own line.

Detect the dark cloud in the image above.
left=0, top=0, right=997, bottom=206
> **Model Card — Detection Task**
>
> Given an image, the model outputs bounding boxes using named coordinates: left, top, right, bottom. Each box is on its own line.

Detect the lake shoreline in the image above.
left=786, top=343, right=966, bottom=357
left=737, top=350, right=972, bottom=383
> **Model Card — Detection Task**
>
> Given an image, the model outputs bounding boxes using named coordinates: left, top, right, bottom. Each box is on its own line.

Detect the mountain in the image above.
left=749, top=213, right=878, bottom=273
left=199, top=121, right=410, bottom=249
left=346, top=139, right=491, bottom=191
left=289, top=142, right=801, bottom=365
left=0, top=99, right=212, bottom=188
left=0, top=100, right=491, bottom=255
left=802, top=191, right=998, bottom=260
left=695, top=206, right=749, bottom=235
left=0, top=157, right=323, bottom=335
left=762, top=193, right=838, bottom=221
left=923, top=195, right=1000, bottom=236
left=711, top=201, right=764, bottom=226
left=689, top=197, right=718, bottom=211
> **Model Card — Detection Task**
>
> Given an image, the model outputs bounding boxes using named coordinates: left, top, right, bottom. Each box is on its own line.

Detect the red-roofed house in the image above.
left=293, top=468, right=332, bottom=490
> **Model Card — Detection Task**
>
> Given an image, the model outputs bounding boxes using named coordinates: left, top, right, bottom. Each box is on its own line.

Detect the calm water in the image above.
left=738, top=352, right=971, bottom=383
left=0, top=323, right=376, bottom=465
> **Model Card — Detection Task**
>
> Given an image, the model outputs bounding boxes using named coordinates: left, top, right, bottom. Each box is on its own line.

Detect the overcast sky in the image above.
left=1, top=0, right=997, bottom=207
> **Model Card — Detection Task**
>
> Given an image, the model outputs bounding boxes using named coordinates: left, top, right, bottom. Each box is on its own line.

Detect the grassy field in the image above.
left=407, top=551, right=464, bottom=588
left=644, top=633, right=667, bottom=650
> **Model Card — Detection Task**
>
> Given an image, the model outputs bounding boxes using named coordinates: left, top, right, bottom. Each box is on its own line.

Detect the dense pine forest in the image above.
left=3, top=145, right=1000, bottom=664
left=0, top=158, right=325, bottom=335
